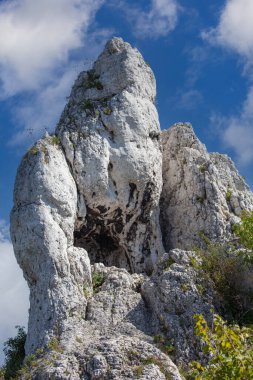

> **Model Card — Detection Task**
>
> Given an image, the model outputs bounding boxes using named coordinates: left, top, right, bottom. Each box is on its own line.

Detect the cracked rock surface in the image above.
left=160, top=122, right=253, bottom=250
left=10, top=38, right=253, bottom=379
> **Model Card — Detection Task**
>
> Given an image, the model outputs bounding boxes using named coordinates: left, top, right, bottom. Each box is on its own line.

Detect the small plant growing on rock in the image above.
left=226, top=189, right=232, bottom=202
left=195, top=243, right=253, bottom=324
left=233, top=210, right=253, bottom=262
left=199, top=163, right=208, bottom=173
left=103, top=107, right=112, bottom=115
left=92, top=271, right=105, bottom=293
left=50, top=135, right=61, bottom=146
left=28, top=146, right=39, bottom=155
left=86, top=70, right=103, bottom=90
left=83, top=99, right=93, bottom=110
left=47, top=337, right=63, bottom=353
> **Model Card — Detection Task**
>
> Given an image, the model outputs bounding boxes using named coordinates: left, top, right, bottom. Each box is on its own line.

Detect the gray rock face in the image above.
left=10, top=38, right=253, bottom=379
left=11, top=135, right=92, bottom=354
left=56, top=37, right=163, bottom=274
left=160, top=122, right=253, bottom=250
left=142, top=249, right=216, bottom=363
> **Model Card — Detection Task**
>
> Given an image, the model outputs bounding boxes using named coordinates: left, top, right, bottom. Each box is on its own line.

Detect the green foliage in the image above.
left=181, top=283, right=191, bottom=292
left=153, top=334, right=174, bottom=355
left=86, top=70, right=103, bottom=90
left=2, top=326, right=26, bottom=379
left=233, top=211, right=253, bottom=262
left=164, top=256, right=175, bottom=269
left=199, top=163, right=208, bottom=173
left=92, top=271, right=105, bottom=293
left=225, top=189, right=232, bottom=202
left=47, top=337, right=63, bottom=353
left=103, top=107, right=112, bottom=115
left=28, top=146, right=39, bottom=155
left=196, top=196, right=205, bottom=204
left=198, top=231, right=210, bottom=246
left=83, top=99, right=93, bottom=110
left=83, top=284, right=91, bottom=298
left=196, top=243, right=253, bottom=324
left=188, top=314, right=253, bottom=380
left=50, top=135, right=61, bottom=146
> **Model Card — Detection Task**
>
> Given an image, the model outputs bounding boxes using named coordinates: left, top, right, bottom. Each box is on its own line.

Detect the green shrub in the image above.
left=50, top=135, right=61, bottom=145
left=92, top=271, right=105, bottom=293
left=28, top=146, right=39, bottom=155
left=47, top=337, right=63, bottom=353
left=195, top=243, right=253, bottom=324
left=83, top=99, right=93, bottom=110
left=86, top=70, right=103, bottom=90
left=233, top=210, right=253, bottom=262
left=225, top=189, right=232, bottom=202
left=188, top=314, right=253, bottom=380
left=2, top=326, right=26, bottom=379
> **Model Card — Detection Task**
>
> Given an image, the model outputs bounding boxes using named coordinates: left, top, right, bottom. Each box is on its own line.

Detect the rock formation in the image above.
left=10, top=38, right=253, bottom=379
left=160, top=122, right=253, bottom=250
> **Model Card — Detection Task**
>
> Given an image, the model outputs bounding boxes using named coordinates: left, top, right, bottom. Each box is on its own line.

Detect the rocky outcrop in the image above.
left=11, top=38, right=164, bottom=358
left=56, top=37, right=163, bottom=274
left=10, top=38, right=253, bottom=379
left=142, top=249, right=216, bottom=363
left=160, top=122, right=253, bottom=250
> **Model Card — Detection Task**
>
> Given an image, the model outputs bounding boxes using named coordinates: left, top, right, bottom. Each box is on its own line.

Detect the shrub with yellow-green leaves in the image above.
left=188, top=314, right=253, bottom=380
left=233, top=210, right=253, bottom=263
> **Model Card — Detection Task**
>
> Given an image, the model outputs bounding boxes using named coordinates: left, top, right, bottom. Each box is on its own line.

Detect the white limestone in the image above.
left=160, top=122, right=253, bottom=250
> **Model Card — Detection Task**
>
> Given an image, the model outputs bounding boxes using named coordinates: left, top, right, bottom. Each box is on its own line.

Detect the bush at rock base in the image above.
left=1, top=326, right=26, bottom=380
left=187, top=314, right=253, bottom=380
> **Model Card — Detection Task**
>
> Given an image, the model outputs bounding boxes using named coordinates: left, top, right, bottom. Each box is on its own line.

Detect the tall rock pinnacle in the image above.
left=11, top=37, right=164, bottom=355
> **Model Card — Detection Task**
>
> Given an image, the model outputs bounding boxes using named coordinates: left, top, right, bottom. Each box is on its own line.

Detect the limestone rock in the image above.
left=142, top=249, right=216, bottom=363
left=11, top=135, right=92, bottom=354
left=19, top=265, right=183, bottom=380
left=56, top=37, right=163, bottom=274
left=160, top=122, right=253, bottom=250
left=10, top=37, right=253, bottom=379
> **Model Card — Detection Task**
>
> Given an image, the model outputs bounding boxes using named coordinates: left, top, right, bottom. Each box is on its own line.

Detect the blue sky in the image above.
left=0, top=0, right=253, bottom=364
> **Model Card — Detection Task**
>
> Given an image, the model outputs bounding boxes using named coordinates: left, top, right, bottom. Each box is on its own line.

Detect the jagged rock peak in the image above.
left=160, top=122, right=253, bottom=250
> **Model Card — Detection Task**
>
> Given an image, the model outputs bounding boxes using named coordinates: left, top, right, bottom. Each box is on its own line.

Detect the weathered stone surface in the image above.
left=160, top=122, right=253, bottom=250
left=10, top=37, right=253, bottom=379
left=56, top=37, right=163, bottom=274
left=19, top=265, right=183, bottom=380
left=142, top=249, right=216, bottom=363
left=11, top=135, right=92, bottom=354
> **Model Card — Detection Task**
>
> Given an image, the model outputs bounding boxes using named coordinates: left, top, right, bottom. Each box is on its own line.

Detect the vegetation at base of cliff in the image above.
left=195, top=242, right=253, bottom=324
left=0, top=326, right=26, bottom=379
left=196, top=211, right=253, bottom=325
left=233, top=210, right=253, bottom=262
left=186, top=212, right=253, bottom=378
left=187, top=314, right=253, bottom=380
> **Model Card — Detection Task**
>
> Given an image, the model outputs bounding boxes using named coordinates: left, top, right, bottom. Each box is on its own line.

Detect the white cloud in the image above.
left=0, top=0, right=105, bottom=96
left=213, top=87, right=253, bottom=165
left=203, top=0, right=253, bottom=167
left=115, top=0, right=179, bottom=39
left=0, top=0, right=113, bottom=144
left=10, top=65, right=81, bottom=145
left=203, top=0, right=253, bottom=58
left=0, top=220, right=29, bottom=365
